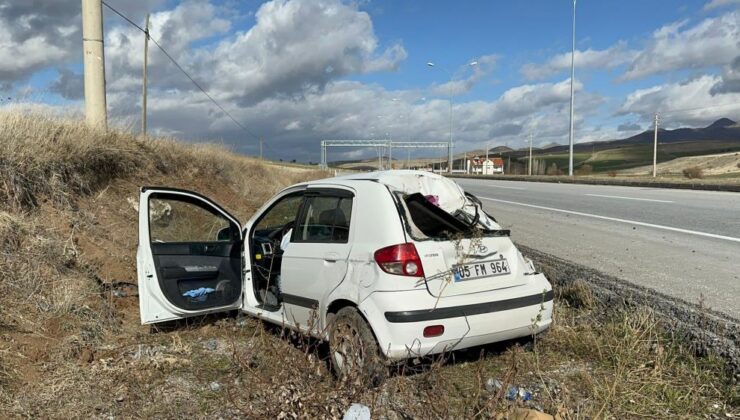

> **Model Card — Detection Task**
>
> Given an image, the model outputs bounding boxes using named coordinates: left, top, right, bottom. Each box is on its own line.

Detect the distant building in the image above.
left=468, top=156, right=504, bottom=174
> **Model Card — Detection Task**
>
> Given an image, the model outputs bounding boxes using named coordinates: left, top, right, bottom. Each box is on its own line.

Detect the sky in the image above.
left=1, top=0, right=740, bottom=162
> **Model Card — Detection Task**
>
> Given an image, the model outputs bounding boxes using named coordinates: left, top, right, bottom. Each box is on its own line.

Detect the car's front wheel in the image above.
left=329, top=307, right=386, bottom=386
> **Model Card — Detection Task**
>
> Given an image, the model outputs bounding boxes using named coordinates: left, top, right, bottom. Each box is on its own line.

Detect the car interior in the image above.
left=250, top=193, right=304, bottom=310
left=148, top=194, right=242, bottom=311
left=249, top=192, right=353, bottom=310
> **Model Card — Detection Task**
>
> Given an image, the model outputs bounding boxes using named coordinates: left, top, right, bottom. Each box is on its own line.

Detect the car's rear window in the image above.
left=398, top=192, right=509, bottom=240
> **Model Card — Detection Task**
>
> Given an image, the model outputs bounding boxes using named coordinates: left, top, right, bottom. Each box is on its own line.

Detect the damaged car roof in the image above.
left=307, top=170, right=467, bottom=213
left=305, top=170, right=503, bottom=233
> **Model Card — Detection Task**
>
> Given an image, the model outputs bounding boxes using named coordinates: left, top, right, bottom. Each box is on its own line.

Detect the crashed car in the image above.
left=137, top=170, right=553, bottom=381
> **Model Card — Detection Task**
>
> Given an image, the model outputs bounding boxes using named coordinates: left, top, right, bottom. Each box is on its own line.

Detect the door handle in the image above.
left=324, top=252, right=340, bottom=263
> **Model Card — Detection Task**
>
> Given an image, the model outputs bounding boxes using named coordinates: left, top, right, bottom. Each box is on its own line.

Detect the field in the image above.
left=0, top=112, right=737, bottom=418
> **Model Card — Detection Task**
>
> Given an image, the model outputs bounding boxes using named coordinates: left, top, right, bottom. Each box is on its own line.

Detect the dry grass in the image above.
left=556, top=279, right=596, bottom=309
left=0, top=112, right=324, bottom=215
left=682, top=166, right=704, bottom=179
left=575, top=164, right=593, bottom=176
left=0, top=111, right=736, bottom=418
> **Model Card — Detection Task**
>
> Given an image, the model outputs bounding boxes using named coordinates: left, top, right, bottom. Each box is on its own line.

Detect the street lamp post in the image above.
left=568, top=0, right=577, bottom=176
left=427, top=60, right=478, bottom=173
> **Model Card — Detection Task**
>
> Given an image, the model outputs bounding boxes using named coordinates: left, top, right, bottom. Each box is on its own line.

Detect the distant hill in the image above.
left=707, top=117, right=737, bottom=129
left=540, top=142, right=561, bottom=150
left=454, top=118, right=740, bottom=174
left=329, top=119, right=740, bottom=169
left=544, top=118, right=740, bottom=154
left=488, top=145, right=514, bottom=153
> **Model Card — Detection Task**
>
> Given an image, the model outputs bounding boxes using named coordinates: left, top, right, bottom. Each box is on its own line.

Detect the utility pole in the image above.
left=82, top=0, right=107, bottom=129
left=528, top=132, right=533, bottom=176
left=141, top=13, right=149, bottom=135
left=568, top=0, right=577, bottom=176
left=448, top=98, right=453, bottom=173
left=653, top=113, right=660, bottom=177
left=388, top=138, right=392, bottom=170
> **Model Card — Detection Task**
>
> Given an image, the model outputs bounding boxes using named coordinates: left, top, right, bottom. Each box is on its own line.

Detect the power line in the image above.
left=101, top=1, right=260, bottom=141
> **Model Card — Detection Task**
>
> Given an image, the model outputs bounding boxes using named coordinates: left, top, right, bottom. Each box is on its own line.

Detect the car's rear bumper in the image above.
left=359, top=275, right=553, bottom=360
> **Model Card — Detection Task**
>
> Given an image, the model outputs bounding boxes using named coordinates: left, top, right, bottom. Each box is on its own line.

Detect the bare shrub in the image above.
left=607, top=170, right=617, bottom=177
left=557, top=279, right=596, bottom=309
left=546, top=163, right=559, bottom=176
left=682, top=166, right=704, bottom=179
left=576, top=164, right=593, bottom=176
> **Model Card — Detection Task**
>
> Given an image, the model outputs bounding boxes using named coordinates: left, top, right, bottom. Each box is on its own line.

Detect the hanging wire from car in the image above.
left=101, top=1, right=261, bottom=142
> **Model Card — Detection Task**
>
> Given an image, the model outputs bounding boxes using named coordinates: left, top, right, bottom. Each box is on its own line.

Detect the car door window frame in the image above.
left=143, top=186, right=242, bottom=242
left=292, top=188, right=355, bottom=244
left=147, top=193, right=241, bottom=244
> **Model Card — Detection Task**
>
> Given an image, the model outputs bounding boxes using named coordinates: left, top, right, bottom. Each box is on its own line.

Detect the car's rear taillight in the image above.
left=374, top=243, right=425, bottom=277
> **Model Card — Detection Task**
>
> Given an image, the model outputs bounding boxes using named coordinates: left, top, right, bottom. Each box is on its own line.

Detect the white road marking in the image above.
left=584, top=193, right=674, bottom=203
left=486, top=184, right=527, bottom=190
left=479, top=196, right=740, bottom=244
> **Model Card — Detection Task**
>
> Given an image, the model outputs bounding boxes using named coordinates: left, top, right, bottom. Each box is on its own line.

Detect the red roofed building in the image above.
left=468, top=157, right=504, bottom=174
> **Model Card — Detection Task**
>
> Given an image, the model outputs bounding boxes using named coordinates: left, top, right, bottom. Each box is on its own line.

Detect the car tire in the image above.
left=329, top=307, right=386, bottom=386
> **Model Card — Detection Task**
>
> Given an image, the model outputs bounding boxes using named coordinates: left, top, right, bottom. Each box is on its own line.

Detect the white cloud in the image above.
left=0, top=26, right=69, bottom=81
left=522, top=42, right=636, bottom=80
left=711, top=56, right=740, bottom=94
left=618, top=75, right=740, bottom=126
left=0, top=0, right=79, bottom=82
left=104, top=1, right=232, bottom=95
left=205, top=0, right=407, bottom=105
left=622, top=11, right=740, bottom=80
left=703, top=0, right=740, bottom=11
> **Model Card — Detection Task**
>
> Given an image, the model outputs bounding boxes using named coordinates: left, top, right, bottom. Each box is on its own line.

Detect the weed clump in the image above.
left=557, top=279, right=596, bottom=309
left=576, top=164, right=593, bottom=176
left=682, top=166, right=704, bottom=179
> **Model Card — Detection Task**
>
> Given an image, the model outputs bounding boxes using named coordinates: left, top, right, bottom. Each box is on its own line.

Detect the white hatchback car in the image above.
left=137, top=170, right=553, bottom=381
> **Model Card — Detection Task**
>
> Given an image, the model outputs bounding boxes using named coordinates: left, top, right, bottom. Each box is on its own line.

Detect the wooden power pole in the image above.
left=81, top=0, right=107, bottom=128
left=142, top=14, right=150, bottom=135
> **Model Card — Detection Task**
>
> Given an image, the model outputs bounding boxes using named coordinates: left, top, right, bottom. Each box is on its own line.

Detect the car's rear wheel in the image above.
left=329, top=307, right=386, bottom=386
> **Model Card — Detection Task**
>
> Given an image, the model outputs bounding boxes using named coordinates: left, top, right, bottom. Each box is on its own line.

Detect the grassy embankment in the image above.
left=0, top=112, right=736, bottom=418
left=528, top=141, right=740, bottom=176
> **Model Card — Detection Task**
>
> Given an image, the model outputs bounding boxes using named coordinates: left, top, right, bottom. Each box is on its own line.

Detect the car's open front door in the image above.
left=137, top=187, right=243, bottom=324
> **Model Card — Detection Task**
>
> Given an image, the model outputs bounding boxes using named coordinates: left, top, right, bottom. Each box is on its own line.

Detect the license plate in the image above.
left=453, top=258, right=510, bottom=282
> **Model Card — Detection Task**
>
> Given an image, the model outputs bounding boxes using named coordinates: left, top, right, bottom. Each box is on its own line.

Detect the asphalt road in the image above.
left=455, top=178, right=740, bottom=318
